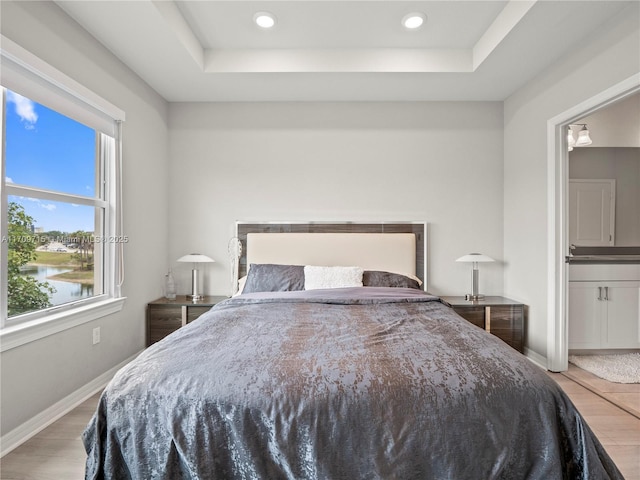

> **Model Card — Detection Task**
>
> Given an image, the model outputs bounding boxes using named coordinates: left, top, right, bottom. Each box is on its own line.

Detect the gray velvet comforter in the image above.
left=83, top=287, right=622, bottom=479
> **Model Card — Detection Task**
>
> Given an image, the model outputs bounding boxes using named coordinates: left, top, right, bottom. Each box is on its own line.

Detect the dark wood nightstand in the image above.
left=146, top=295, right=228, bottom=346
left=440, top=296, right=525, bottom=353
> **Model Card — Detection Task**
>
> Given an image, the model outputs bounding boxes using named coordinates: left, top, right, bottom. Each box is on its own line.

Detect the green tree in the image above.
left=69, top=230, right=94, bottom=271
left=7, top=202, right=55, bottom=316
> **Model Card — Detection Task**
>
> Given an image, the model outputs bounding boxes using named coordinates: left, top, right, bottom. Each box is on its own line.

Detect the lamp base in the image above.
left=186, top=294, right=205, bottom=302
left=464, top=294, right=485, bottom=301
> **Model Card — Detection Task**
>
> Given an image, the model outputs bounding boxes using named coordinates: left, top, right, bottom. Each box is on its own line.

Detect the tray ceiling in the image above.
left=54, top=0, right=635, bottom=101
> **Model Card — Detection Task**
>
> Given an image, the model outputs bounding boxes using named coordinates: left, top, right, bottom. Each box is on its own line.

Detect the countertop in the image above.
left=566, top=246, right=640, bottom=264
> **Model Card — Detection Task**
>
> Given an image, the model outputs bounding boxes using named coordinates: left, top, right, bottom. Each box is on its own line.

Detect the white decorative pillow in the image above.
left=304, top=266, right=364, bottom=290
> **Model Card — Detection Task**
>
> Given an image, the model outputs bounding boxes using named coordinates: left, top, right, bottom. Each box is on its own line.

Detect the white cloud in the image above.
left=6, top=91, right=38, bottom=129
left=5, top=177, right=13, bottom=184
left=12, top=197, right=58, bottom=212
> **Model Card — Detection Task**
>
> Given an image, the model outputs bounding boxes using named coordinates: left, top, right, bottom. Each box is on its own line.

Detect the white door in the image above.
left=569, top=179, right=615, bottom=246
left=603, top=281, right=640, bottom=348
left=568, top=282, right=603, bottom=349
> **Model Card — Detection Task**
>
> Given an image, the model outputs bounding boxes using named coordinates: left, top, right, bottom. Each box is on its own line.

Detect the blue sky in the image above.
left=5, top=90, right=96, bottom=233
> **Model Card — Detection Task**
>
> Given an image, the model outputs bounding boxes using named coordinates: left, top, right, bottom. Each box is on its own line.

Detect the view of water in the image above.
left=20, top=265, right=94, bottom=306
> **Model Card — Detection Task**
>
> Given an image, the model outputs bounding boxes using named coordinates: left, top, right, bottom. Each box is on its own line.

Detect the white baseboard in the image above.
left=525, top=347, right=548, bottom=370
left=0, top=350, right=142, bottom=458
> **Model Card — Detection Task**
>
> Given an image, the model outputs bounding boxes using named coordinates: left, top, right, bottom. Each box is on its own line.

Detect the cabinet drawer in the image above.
left=187, top=306, right=211, bottom=323
left=452, top=306, right=485, bottom=329
left=147, top=305, right=182, bottom=345
left=489, top=305, right=524, bottom=352
left=146, top=296, right=228, bottom=347
left=450, top=302, right=524, bottom=353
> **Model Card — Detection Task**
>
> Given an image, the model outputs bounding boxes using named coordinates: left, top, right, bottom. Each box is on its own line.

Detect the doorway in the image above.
left=547, top=74, right=640, bottom=372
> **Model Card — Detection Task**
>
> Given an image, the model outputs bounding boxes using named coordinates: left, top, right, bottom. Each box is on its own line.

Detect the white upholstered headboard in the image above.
left=247, top=233, right=416, bottom=278
left=236, top=222, right=427, bottom=288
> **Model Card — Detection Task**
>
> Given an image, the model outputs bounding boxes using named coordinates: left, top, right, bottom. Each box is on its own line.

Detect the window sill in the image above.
left=0, top=297, right=126, bottom=352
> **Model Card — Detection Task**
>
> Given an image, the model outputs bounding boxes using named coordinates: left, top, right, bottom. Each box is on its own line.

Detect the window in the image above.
left=0, top=36, right=125, bottom=338
left=4, top=91, right=109, bottom=319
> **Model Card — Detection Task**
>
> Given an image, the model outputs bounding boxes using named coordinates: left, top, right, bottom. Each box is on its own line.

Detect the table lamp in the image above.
left=177, top=253, right=215, bottom=301
left=456, top=253, right=494, bottom=301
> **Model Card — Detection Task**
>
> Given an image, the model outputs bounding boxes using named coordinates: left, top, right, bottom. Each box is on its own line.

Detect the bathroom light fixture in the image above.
left=456, top=253, right=494, bottom=301
left=402, top=12, right=426, bottom=30
left=254, top=12, right=276, bottom=29
left=575, top=124, right=593, bottom=146
left=567, top=124, right=592, bottom=151
left=567, top=128, right=576, bottom=151
left=177, top=253, right=215, bottom=301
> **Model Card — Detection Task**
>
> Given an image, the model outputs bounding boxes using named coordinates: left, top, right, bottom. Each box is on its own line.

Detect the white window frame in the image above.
left=0, top=36, right=126, bottom=351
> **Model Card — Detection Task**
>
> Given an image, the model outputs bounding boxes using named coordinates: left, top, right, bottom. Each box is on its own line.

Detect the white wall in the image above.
left=0, top=2, right=169, bottom=435
left=570, top=148, right=640, bottom=245
left=578, top=92, right=640, bottom=147
left=168, top=102, right=504, bottom=298
left=504, top=3, right=640, bottom=359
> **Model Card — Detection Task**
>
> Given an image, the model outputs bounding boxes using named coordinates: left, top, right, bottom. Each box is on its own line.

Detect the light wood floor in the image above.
left=549, top=365, right=640, bottom=479
left=1, top=368, right=639, bottom=479
left=0, top=391, right=100, bottom=479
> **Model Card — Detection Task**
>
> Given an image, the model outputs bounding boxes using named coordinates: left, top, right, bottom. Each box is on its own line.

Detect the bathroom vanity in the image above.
left=567, top=248, right=640, bottom=350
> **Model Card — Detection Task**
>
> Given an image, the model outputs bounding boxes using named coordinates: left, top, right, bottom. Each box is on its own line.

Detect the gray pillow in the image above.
left=242, top=264, right=305, bottom=294
left=363, top=270, right=421, bottom=289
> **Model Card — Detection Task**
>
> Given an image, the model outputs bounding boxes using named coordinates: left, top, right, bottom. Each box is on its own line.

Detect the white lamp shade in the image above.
left=456, top=253, right=494, bottom=263
left=575, top=127, right=592, bottom=146
left=177, top=253, right=215, bottom=263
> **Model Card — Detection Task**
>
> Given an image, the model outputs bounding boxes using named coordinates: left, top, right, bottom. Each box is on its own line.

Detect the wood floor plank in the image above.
left=549, top=368, right=640, bottom=479
left=0, top=393, right=98, bottom=480
left=562, top=365, right=640, bottom=419
left=605, top=445, right=640, bottom=479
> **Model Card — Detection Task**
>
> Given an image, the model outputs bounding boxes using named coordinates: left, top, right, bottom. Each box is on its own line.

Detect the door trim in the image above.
left=546, top=73, right=640, bottom=372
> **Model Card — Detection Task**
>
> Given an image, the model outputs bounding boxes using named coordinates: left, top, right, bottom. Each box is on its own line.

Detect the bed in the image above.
left=83, top=222, right=622, bottom=479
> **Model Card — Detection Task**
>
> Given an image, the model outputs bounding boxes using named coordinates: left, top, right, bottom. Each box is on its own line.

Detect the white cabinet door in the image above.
left=568, top=179, right=615, bottom=246
left=603, top=281, right=640, bottom=348
left=569, top=282, right=603, bottom=349
left=569, top=280, right=640, bottom=350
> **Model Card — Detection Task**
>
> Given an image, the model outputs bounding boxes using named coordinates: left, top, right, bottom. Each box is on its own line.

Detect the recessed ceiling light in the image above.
left=254, top=12, right=276, bottom=29
left=402, top=12, right=426, bottom=30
